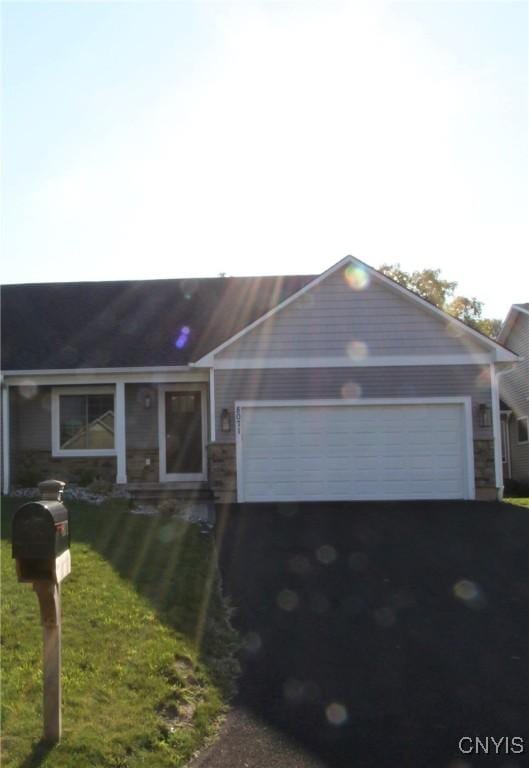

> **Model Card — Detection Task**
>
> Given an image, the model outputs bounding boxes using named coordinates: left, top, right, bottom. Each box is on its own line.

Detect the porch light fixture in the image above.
left=220, top=408, right=231, bottom=433
left=478, top=403, right=492, bottom=428
left=144, top=394, right=152, bottom=409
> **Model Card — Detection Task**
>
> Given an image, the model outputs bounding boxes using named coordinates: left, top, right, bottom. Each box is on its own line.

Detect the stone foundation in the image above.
left=126, top=449, right=159, bottom=483
left=473, top=439, right=496, bottom=498
left=207, top=442, right=236, bottom=504
left=12, top=450, right=117, bottom=488
left=475, top=487, right=498, bottom=501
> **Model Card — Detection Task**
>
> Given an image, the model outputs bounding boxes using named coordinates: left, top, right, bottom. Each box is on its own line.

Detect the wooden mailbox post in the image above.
left=12, top=479, right=71, bottom=744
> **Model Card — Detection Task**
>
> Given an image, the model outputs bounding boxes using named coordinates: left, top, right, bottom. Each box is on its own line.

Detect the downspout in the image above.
left=491, top=362, right=517, bottom=501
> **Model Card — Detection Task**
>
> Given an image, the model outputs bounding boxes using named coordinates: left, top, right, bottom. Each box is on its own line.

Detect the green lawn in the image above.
left=504, top=497, right=529, bottom=509
left=1, top=497, right=239, bottom=768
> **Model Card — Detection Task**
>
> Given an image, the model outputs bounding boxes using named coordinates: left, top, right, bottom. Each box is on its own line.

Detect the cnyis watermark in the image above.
left=458, top=736, right=525, bottom=755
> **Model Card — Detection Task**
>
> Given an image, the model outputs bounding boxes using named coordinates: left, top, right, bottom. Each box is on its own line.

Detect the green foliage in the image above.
left=14, top=452, right=42, bottom=488
left=1, top=497, right=239, bottom=768
left=378, top=263, right=501, bottom=337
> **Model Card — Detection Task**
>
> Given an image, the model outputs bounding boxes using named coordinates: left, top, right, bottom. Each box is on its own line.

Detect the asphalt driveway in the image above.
left=203, top=501, right=529, bottom=768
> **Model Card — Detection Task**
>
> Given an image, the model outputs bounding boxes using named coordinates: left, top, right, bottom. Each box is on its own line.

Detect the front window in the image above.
left=53, top=388, right=115, bottom=455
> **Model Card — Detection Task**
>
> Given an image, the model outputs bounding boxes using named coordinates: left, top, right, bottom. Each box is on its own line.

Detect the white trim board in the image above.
left=51, top=386, right=117, bottom=458
left=210, top=354, right=494, bottom=370
left=193, top=255, right=518, bottom=366
left=3, top=366, right=194, bottom=375
left=5, top=371, right=209, bottom=386
left=235, top=397, right=475, bottom=502
left=158, top=383, right=208, bottom=482
left=498, top=304, right=529, bottom=345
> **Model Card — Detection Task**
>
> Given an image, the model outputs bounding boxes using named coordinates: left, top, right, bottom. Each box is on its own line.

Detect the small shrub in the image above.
left=77, top=468, right=96, bottom=487
left=504, top=479, right=529, bottom=497
left=15, top=452, right=41, bottom=488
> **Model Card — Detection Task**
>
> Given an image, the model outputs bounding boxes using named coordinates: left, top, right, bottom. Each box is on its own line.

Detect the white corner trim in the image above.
left=115, top=381, right=127, bottom=484
left=490, top=363, right=503, bottom=495
left=193, top=255, right=518, bottom=366
left=51, top=386, right=117, bottom=458
left=209, top=368, right=216, bottom=443
left=209, top=354, right=494, bottom=370
left=2, top=384, right=10, bottom=494
left=234, top=397, right=475, bottom=502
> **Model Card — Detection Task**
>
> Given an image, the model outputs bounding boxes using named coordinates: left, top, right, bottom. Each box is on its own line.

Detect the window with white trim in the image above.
left=517, top=416, right=528, bottom=445
left=52, top=387, right=116, bottom=456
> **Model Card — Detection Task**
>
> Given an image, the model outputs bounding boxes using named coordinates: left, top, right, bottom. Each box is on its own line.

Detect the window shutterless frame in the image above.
left=51, top=386, right=117, bottom=457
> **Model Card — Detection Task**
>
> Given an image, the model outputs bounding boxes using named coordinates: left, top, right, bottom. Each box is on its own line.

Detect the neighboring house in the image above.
left=1, top=256, right=519, bottom=503
left=497, top=304, right=529, bottom=488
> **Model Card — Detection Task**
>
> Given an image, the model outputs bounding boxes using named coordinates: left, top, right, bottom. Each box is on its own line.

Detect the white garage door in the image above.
left=236, top=401, right=471, bottom=502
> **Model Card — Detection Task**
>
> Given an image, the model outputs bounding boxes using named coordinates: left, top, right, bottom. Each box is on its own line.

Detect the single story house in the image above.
left=1, top=256, right=519, bottom=503
left=497, top=303, right=529, bottom=488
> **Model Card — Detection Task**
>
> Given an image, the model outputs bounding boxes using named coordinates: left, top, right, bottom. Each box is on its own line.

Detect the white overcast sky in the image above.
left=2, top=0, right=528, bottom=320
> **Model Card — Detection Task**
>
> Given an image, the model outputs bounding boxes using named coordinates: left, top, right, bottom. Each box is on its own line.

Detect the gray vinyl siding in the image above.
left=10, top=387, right=51, bottom=451
left=125, top=384, right=158, bottom=449
left=214, top=365, right=492, bottom=443
left=501, top=313, right=529, bottom=480
left=217, top=267, right=490, bottom=360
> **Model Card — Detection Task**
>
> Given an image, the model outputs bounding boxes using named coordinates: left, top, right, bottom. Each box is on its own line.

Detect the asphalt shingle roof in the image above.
left=1, top=274, right=315, bottom=370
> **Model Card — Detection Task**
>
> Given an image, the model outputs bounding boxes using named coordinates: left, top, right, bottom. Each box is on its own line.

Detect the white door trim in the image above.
left=158, top=383, right=208, bottom=482
left=235, top=397, right=475, bottom=502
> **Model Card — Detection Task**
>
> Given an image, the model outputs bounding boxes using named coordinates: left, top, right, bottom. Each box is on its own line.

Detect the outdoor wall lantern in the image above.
left=478, top=403, right=492, bottom=428
left=220, top=408, right=231, bottom=433
left=144, top=393, right=152, bottom=409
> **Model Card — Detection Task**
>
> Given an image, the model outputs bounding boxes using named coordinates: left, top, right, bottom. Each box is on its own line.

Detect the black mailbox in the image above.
left=12, top=492, right=71, bottom=583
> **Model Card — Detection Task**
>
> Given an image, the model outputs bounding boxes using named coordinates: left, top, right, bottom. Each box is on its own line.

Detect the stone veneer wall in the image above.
left=473, top=438, right=497, bottom=500
left=207, top=443, right=236, bottom=503
left=126, top=449, right=159, bottom=483
left=11, top=450, right=116, bottom=488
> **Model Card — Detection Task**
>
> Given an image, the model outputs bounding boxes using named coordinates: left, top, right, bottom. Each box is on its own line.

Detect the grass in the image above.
left=1, top=497, right=239, bottom=768
left=504, top=497, right=529, bottom=509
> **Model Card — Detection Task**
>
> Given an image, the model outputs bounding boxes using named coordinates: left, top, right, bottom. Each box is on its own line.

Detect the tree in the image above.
left=378, top=263, right=502, bottom=338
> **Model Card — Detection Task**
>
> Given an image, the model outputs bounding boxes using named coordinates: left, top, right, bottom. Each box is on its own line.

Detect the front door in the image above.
left=159, top=387, right=206, bottom=481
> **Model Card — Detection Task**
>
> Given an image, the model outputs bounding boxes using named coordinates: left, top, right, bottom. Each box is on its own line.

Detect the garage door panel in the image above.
left=238, top=402, right=469, bottom=501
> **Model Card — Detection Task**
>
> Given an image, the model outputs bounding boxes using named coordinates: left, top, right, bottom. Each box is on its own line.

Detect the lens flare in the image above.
left=325, top=702, right=348, bottom=726
left=18, top=381, right=38, bottom=400
left=316, top=544, right=337, bottom=565
left=341, top=381, right=362, bottom=399
left=475, top=368, right=490, bottom=389
left=346, top=340, right=368, bottom=362
left=453, top=579, right=479, bottom=602
left=277, top=589, right=299, bottom=612
left=175, top=326, right=191, bottom=349
left=344, top=264, right=370, bottom=291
